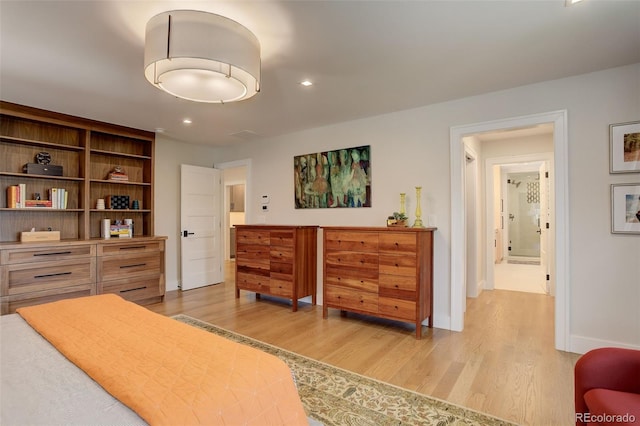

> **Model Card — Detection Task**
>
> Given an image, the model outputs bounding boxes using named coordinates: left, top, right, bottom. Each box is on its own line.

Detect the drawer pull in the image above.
left=120, top=286, right=147, bottom=293
left=34, top=251, right=72, bottom=257
left=34, top=271, right=72, bottom=279
left=118, top=246, right=147, bottom=250
left=120, top=263, right=146, bottom=269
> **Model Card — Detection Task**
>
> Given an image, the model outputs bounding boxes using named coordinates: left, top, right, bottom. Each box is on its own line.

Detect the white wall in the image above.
left=157, top=63, right=640, bottom=352
left=154, top=137, right=218, bottom=291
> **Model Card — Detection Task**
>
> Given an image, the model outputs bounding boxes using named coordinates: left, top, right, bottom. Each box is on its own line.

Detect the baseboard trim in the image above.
left=570, top=334, right=640, bottom=354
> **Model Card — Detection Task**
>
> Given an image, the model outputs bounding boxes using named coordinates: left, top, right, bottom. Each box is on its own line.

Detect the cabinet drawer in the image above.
left=1, top=286, right=94, bottom=315
left=98, top=241, right=161, bottom=256
left=236, top=272, right=270, bottom=293
left=270, top=246, right=293, bottom=263
left=270, top=277, right=293, bottom=297
left=379, top=274, right=417, bottom=299
left=270, top=261, right=293, bottom=276
left=1, top=244, right=94, bottom=265
left=1, top=258, right=96, bottom=296
left=325, top=251, right=378, bottom=269
left=236, top=245, right=270, bottom=269
left=98, top=253, right=161, bottom=282
left=324, top=231, right=378, bottom=252
left=236, top=230, right=270, bottom=245
left=379, top=254, right=416, bottom=276
left=325, top=286, right=378, bottom=313
left=379, top=297, right=416, bottom=322
left=270, top=230, right=294, bottom=246
left=100, top=276, right=163, bottom=302
left=379, top=233, right=417, bottom=255
left=325, top=265, right=378, bottom=292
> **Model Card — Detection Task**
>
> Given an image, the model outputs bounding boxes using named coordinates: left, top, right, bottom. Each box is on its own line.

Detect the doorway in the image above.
left=450, top=110, right=569, bottom=351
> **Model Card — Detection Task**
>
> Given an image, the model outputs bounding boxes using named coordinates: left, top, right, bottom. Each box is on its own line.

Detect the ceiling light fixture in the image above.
left=565, top=0, right=584, bottom=6
left=144, top=10, right=261, bottom=103
left=300, top=80, right=313, bottom=87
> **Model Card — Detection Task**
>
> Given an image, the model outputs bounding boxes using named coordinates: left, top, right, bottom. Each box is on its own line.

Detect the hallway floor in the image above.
left=494, top=258, right=547, bottom=294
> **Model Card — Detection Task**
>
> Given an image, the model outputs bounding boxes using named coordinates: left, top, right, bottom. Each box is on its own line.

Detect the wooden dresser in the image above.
left=235, top=225, right=317, bottom=312
left=0, top=236, right=166, bottom=314
left=322, top=226, right=436, bottom=338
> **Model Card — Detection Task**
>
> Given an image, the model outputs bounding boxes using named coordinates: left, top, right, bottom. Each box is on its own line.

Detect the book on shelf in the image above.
left=47, top=187, right=68, bottom=209
left=24, top=200, right=53, bottom=208
left=6, top=185, right=17, bottom=208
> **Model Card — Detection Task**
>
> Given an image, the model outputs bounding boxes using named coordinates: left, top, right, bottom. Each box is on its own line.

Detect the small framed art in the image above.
left=611, top=183, right=640, bottom=234
left=610, top=121, right=640, bottom=173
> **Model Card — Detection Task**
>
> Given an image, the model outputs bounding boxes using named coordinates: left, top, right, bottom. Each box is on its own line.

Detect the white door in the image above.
left=180, top=164, right=223, bottom=290
left=539, top=161, right=551, bottom=294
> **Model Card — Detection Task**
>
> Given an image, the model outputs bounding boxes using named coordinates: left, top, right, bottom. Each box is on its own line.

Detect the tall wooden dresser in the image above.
left=322, top=226, right=436, bottom=338
left=235, top=225, right=317, bottom=312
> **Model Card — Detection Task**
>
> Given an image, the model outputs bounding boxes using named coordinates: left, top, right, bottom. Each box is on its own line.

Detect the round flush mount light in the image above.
left=144, top=10, right=261, bottom=103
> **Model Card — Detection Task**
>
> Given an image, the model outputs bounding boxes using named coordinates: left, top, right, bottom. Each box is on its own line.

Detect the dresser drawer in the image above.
left=270, top=277, right=293, bottom=297
left=379, top=297, right=416, bottom=322
left=379, top=274, right=417, bottom=299
left=325, top=286, right=378, bottom=314
left=98, top=241, right=162, bottom=256
left=236, top=245, right=270, bottom=270
left=325, top=265, right=378, bottom=292
left=270, top=230, right=294, bottom=246
left=236, top=272, right=270, bottom=293
left=379, top=254, right=416, bottom=277
left=98, top=252, right=161, bottom=282
left=325, top=251, right=378, bottom=269
left=1, top=244, right=94, bottom=265
left=1, top=258, right=96, bottom=296
left=270, top=245, right=293, bottom=263
left=236, top=230, right=270, bottom=245
left=1, top=286, right=94, bottom=315
left=324, top=231, right=378, bottom=252
left=379, top=233, right=417, bottom=254
left=100, top=276, right=163, bottom=302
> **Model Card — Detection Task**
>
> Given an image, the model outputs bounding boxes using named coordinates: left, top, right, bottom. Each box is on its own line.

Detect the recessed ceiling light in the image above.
left=565, top=0, right=584, bottom=6
left=183, top=118, right=192, bottom=125
left=155, top=127, right=165, bottom=133
left=300, top=80, right=313, bottom=87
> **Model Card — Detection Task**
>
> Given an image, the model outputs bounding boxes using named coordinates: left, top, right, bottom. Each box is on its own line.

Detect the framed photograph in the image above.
left=610, top=121, right=640, bottom=173
left=294, top=145, right=371, bottom=209
left=611, top=183, right=640, bottom=234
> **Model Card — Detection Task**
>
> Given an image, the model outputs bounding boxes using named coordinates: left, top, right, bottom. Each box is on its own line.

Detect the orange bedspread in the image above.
left=17, top=294, right=308, bottom=425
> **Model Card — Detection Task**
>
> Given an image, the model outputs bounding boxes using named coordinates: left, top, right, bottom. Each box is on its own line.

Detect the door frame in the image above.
left=450, top=110, right=569, bottom=351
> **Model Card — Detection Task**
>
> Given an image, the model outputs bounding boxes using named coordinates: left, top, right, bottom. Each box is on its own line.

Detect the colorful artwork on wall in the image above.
left=294, top=145, right=371, bottom=209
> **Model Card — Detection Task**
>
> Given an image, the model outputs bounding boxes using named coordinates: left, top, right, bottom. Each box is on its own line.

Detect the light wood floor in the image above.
left=147, top=262, right=580, bottom=425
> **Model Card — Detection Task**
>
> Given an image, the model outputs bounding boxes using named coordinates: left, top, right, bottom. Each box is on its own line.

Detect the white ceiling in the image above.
left=1, top=1, right=639, bottom=146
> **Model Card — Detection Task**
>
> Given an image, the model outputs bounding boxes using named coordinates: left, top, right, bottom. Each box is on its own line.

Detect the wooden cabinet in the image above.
left=0, top=236, right=167, bottom=314
left=235, top=225, right=317, bottom=312
left=0, top=101, right=155, bottom=242
left=322, top=226, right=436, bottom=339
left=96, top=239, right=165, bottom=304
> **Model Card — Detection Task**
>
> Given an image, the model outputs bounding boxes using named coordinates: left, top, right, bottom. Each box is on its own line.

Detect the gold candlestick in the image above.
left=399, top=193, right=406, bottom=216
left=412, top=186, right=424, bottom=228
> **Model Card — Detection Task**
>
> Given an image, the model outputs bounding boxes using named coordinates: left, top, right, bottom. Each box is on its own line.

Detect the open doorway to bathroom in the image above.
left=450, top=110, right=569, bottom=350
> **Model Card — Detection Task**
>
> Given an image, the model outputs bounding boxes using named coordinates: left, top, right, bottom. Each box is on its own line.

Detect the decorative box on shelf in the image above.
left=106, top=195, right=130, bottom=209
left=20, top=231, right=61, bottom=242
left=23, top=163, right=63, bottom=176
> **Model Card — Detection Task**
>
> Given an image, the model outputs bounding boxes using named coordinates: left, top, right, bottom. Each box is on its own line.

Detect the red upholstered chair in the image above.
left=575, top=347, right=640, bottom=426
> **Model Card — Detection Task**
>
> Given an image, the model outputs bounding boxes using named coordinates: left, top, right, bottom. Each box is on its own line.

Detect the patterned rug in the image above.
left=173, top=314, right=515, bottom=426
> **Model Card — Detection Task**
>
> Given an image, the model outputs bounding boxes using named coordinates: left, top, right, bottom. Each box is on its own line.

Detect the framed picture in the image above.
left=610, top=121, right=640, bottom=173
left=294, top=145, right=371, bottom=209
left=611, top=183, right=640, bottom=234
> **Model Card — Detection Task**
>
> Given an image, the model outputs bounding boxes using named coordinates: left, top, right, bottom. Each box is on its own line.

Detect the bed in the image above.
left=0, top=294, right=309, bottom=425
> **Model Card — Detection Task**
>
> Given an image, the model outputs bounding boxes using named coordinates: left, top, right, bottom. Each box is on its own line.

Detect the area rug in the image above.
left=173, top=314, right=515, bottom=426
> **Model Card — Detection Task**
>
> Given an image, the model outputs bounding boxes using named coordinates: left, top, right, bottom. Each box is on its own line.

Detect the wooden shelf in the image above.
left=0, top=172, right=84, bottom=182
left=0, top=135, right=85, bottom=151
left=1, top=101, right=156, bottom=242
